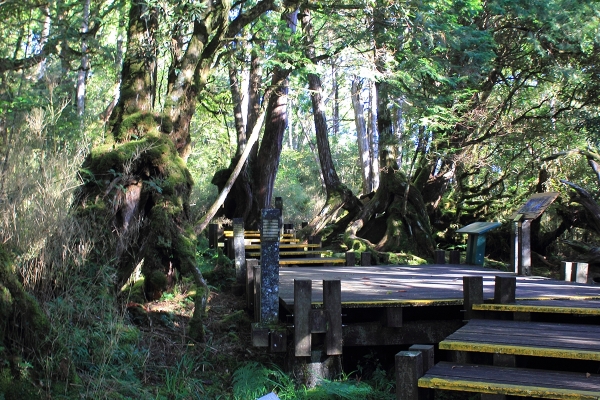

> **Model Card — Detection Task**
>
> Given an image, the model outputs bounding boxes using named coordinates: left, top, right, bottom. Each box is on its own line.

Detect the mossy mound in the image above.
left=74, top=129, right=206, bottom=341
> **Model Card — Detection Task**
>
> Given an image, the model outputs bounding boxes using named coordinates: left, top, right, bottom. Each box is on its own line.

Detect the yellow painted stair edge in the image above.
left=419, top=376, right=600, bottom=400
left=439, top=340, right=600, bottom=361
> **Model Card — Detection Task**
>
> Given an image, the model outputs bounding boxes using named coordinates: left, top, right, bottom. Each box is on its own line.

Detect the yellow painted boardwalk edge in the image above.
left=473, top=303, right=600, bottom=315
left=419, top=377, right=600, bottom=400
left=439, top=340, right=600, bottom=361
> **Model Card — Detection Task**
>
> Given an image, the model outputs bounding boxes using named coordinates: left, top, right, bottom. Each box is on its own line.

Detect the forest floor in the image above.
left=131, top=279, right=284, bottom=399
left=128, top=257, right=562, bottom=399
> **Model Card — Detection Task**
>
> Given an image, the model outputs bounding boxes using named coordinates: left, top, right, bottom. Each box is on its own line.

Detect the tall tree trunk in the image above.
left=343, top=2, right=435, bottom=259
left=369, top=79, right=380, bottom=190
left=351, top=77, right=372, bottom=195
left=76, top=0, right=90, bottom=121
left=229, top=60, right=247, bottom=156
left=249, top=8, right=298, bottom=227
left=300, top=8, right=361, bottom=236
left=332, top=63, right=340, bottom=137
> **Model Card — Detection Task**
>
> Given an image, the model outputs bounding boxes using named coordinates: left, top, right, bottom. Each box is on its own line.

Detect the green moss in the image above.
left=0, top=246, right=50, bottom=353
left=115, top=112, right=158, bottom=142
left=147, top=270, right=167, bottom=288
left=0, top=367, right=40, bottom=400
left=121, top=278, right=146, bottom=304
left=383, top=252, right=428, bottom=266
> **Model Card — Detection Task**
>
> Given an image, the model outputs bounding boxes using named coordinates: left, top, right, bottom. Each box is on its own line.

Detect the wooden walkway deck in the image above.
left=278, top=264, right=600, bottom=309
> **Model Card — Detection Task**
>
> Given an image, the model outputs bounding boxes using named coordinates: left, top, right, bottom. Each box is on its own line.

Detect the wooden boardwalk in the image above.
left=278, top=264, right=600, bottom=309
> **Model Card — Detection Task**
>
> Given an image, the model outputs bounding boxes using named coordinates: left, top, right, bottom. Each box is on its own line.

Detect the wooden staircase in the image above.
left=221, top=229, right=349, bottom=267
left=398, top=276, right=600, bottom=399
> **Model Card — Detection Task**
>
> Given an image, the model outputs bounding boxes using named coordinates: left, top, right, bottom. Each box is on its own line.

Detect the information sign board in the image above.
left=510, top=192, right=560, bottom=220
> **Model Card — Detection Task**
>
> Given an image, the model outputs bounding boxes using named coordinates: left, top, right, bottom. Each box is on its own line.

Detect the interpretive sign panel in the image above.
left=511, top=192, right=560, bottom=220
left=456, top=222, right=501, bottom=235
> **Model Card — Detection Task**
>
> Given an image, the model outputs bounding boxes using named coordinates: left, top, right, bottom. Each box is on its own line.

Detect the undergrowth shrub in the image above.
left=232, top=361, right=390, bottom=400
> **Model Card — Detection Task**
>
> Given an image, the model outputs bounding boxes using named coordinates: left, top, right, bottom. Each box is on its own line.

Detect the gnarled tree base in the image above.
left=345, top=168, right=436, bottom=260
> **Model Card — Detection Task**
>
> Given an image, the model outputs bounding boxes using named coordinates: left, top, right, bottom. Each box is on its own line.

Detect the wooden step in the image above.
left=246, top=250, right=331, bottom=257
left=439, top=319, right=600, bottom=361
left=473, top=299, right=600, bottom=316
left=243, top=238, right=300, bottom=244
left=244, top=243, right=321, bottom=250
left=223, top=231, right=294, bottom=238
left=419, top=361, right=600, bottom=399
left=278, top=257, right=346, bottom=266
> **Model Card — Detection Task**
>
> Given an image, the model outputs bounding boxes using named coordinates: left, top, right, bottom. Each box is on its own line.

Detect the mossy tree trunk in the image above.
left=0, top=244, right=52, bottom=375
left=75, top=0, right=286, bottom=341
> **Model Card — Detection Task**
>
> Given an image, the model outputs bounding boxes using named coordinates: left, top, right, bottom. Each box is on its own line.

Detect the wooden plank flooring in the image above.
left=439, top=319, right=600, bottom=360
left=278, top=265, right=600, bottom=309
left=419, top=362, right=600, bottom=399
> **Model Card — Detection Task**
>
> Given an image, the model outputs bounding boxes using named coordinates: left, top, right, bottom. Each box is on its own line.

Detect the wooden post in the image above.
left=270, top=329, right=287, bottom=353
left=463, top=276, right=483, bottom=320
left=208, top=223, right=218, bottom=249
left=511, top=214, right=522, bottom=273
left=494, top=276, right=516, bottom=304
left=246, top=259, right=258, bottom=311
left=308, top=235, right=322, bottom=247
left=345, top=251, right=356, bottom=266
left=226, top=236, right=235, bottom=259
left=294, top=279, right=312, bottom=357
left=434, top=249, right=446, bottom=264
left=253, top=265, right=261, bottom=322
left=561, top=261, right=574, bottom=281
left=449, top=250, right=461, bottom=264
left=360, top=252, right=371, bottom=266
left=576, top=262, right=589, bottom=284
left=259, top=209, right=281, bottom=324
left=275, top=196, right=283, bottom=236
left=395, top=351, right=423, bottom=400
left=520, top=219, right=532, bottom=276
left=233, top=218, right=246, bottom=288
left=408, top=344, right=434, bottom=372
left=408, top=344, right=435, bottom=400
left=324, top=280, right=342, bottom=355
left=283, top=223, right=295, bottom=238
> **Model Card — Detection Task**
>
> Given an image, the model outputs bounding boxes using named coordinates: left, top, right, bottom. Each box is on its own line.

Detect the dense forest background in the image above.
left=1, top=0, right=600, bottom=398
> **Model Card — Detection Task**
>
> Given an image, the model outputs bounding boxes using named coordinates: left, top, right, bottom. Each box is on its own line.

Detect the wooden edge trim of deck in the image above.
left=514, top=296, right=600, bottom=301
left=418, top=376, right=600, bottom=400
left=244, top=244, right=321, bottom=250
left=246, top=251, right=332, bottom=257
left=279, top=258, right=346, bottom=265
left=438, top=340, right=600, bottom=361
left=472, top=303, right=600, bottom=315
left=286, top=298, right=463, bottom=309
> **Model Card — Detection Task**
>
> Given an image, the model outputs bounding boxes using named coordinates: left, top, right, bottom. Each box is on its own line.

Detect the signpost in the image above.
left=259, top=208, right=281, bottom=324
left=510, top=192, right=559, bottom=275
left=456, top=222, right=502, bottom=266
